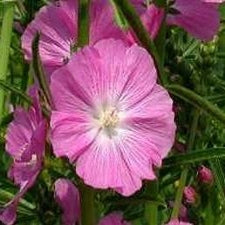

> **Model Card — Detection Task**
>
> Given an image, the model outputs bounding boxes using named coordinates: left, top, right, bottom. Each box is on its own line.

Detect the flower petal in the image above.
left=51, top=111, right=98, bottom=161
left=76, top=128, right=157, bottom=196
left=54, top=178, right=80, bottom=225
left=90, top=0, right=126, bottom=44
left=167, top=0, right=220, bottom=41
left=22, top=0, right=77, bottom=76
left=124, top=85, right=176, bottom=159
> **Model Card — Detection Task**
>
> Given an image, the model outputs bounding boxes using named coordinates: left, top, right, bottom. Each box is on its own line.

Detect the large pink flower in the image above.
left=54, top=178, right=80, bottom=225
left=99, top=212, right=131, bottom=225
left=22, top=0, right=126, bottom=78
left=50, top=39, right=176, bottom=196
left=0, top=87, right=47, bottom=225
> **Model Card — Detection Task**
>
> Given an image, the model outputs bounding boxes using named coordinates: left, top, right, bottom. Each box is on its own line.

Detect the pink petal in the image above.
left=94, top=39, right=157, bottom=108
left=76, top=128, right=157, bottom=196
left=6, top=108, right=34, bottom=160
left=124, top=85, right=176, bottom=159
left=0, top=172, right=38, bottom=225
left=167, top=0, right=220, bottom=41
left=141, top=5, right=164, bottom=39
left=90, top=0, right=126, bottom=44
left=54, top=179, right=80, bottom=225
left=50, top=111, right=98, bottom=161
left=99, top=212, right=131, bottom=225
left=22, top=0, right=77, bottom=76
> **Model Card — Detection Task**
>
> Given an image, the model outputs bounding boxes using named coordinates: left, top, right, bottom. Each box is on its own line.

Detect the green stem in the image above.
left=171, top=109, right=200, bottom=218
left=32, top=33, right=54, bottom=109
left=112, top=0, right=164, bottom=83
left=77, top=0, right=90, bottom=48
left=77, top=1, right=95, bottom=225
left=80, top=185, right=96, bottom=225
left=145, top=181, right=158, bottom=225
left=167, top=84, right=225, bottom=125
left=0, top=2, right=14, bottom=119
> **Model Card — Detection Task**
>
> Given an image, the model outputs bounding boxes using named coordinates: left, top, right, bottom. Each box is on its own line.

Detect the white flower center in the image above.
left=98, top=108, right=119, bottom=138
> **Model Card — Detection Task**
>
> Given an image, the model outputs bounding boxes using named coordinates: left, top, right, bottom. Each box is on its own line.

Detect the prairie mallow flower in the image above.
left=50, top=39, right=176, bottom=196
left=0, top=86, right=47, bottom=225
left=22, top=0, right=126, bottom=78
left=54, top=179, right=80, bottom=225
left=132, top=0, right=221, bottom=41
left=167, top=0, right=220, bottom=41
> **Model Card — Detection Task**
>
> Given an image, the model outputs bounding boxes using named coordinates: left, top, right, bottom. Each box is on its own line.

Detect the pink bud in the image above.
left=183, top=186, right=197, bottom=204
left=198, top=166, right=213, bottom=184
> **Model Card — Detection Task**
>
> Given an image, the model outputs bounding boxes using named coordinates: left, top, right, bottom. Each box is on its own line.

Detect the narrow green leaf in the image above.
left=210, top=159, right=225, bottom=208
left=0, top=80, right=32, bottom=104
left=111, top=0, right=164, bottom=84
left=163, top=148, right=225, bottom=167
left=167, top=85, right=225, bottom=124
left=0, top=1, right=14, bottom=118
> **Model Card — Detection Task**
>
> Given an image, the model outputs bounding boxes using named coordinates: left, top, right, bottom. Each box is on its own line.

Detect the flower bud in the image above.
left=183, top=186, right=197, bottom=204
left=198, top=166, right=213, bottom=184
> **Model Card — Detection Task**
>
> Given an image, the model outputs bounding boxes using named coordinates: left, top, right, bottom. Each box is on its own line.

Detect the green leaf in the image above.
left=167, top=84, right=225, bottom=124
left=163, top=148, right=225, bottom=167
left=210, top=159, right=225, bottom=208
left=0, top=80, right=32, bottom=104
left=0, top=1, right=14, bottom=118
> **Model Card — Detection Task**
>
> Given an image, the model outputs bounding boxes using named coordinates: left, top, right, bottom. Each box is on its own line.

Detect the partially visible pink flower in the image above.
left=183, top=186, right=197, bottom=204
left=99, top=213, right=131, bottom=225
left=166, top=219, right=193, bottom=225
left=198, top=165, right=214, bottom=184
left=50, top=39, right=176, bottom=196
left=54, top=179, right=80, bottom=225
left=167, top=0, right=220, bottom=41
left=128, top=2, right=164, bottom=43
left=131, top=0, right=222, bottom=41
left=22, top=0, right=126, bottom=78
left=0, top=86, right=47, bottom=225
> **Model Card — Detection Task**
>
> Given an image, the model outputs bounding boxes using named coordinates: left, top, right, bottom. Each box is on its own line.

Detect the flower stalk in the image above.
left=112, top=0, right=164, bottom=83
left=0, top=2, right=14, bottom=119
left=77, top=1, right=96, bottom=225
left=171, top=109, right=200, bottom=218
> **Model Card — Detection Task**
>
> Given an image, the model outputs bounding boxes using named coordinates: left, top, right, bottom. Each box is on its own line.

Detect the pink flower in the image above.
left=197, top=165, right=214, bottom=184
left=22, top=0, right=126, bottom=78
left=166, top=219, right=193, bottom=225
left=54, top=179, right=80, bottom=225
left=99, top=213, right=131, bottom=225
left=167, top=0, right=220, bottom=41
left=50, top=39, right=176, bottom=196
left=183, top=186, right=197, bottom=204
left=132, top=0, right=221, bottom=41
left=0, top=86, right=47, bottom=225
